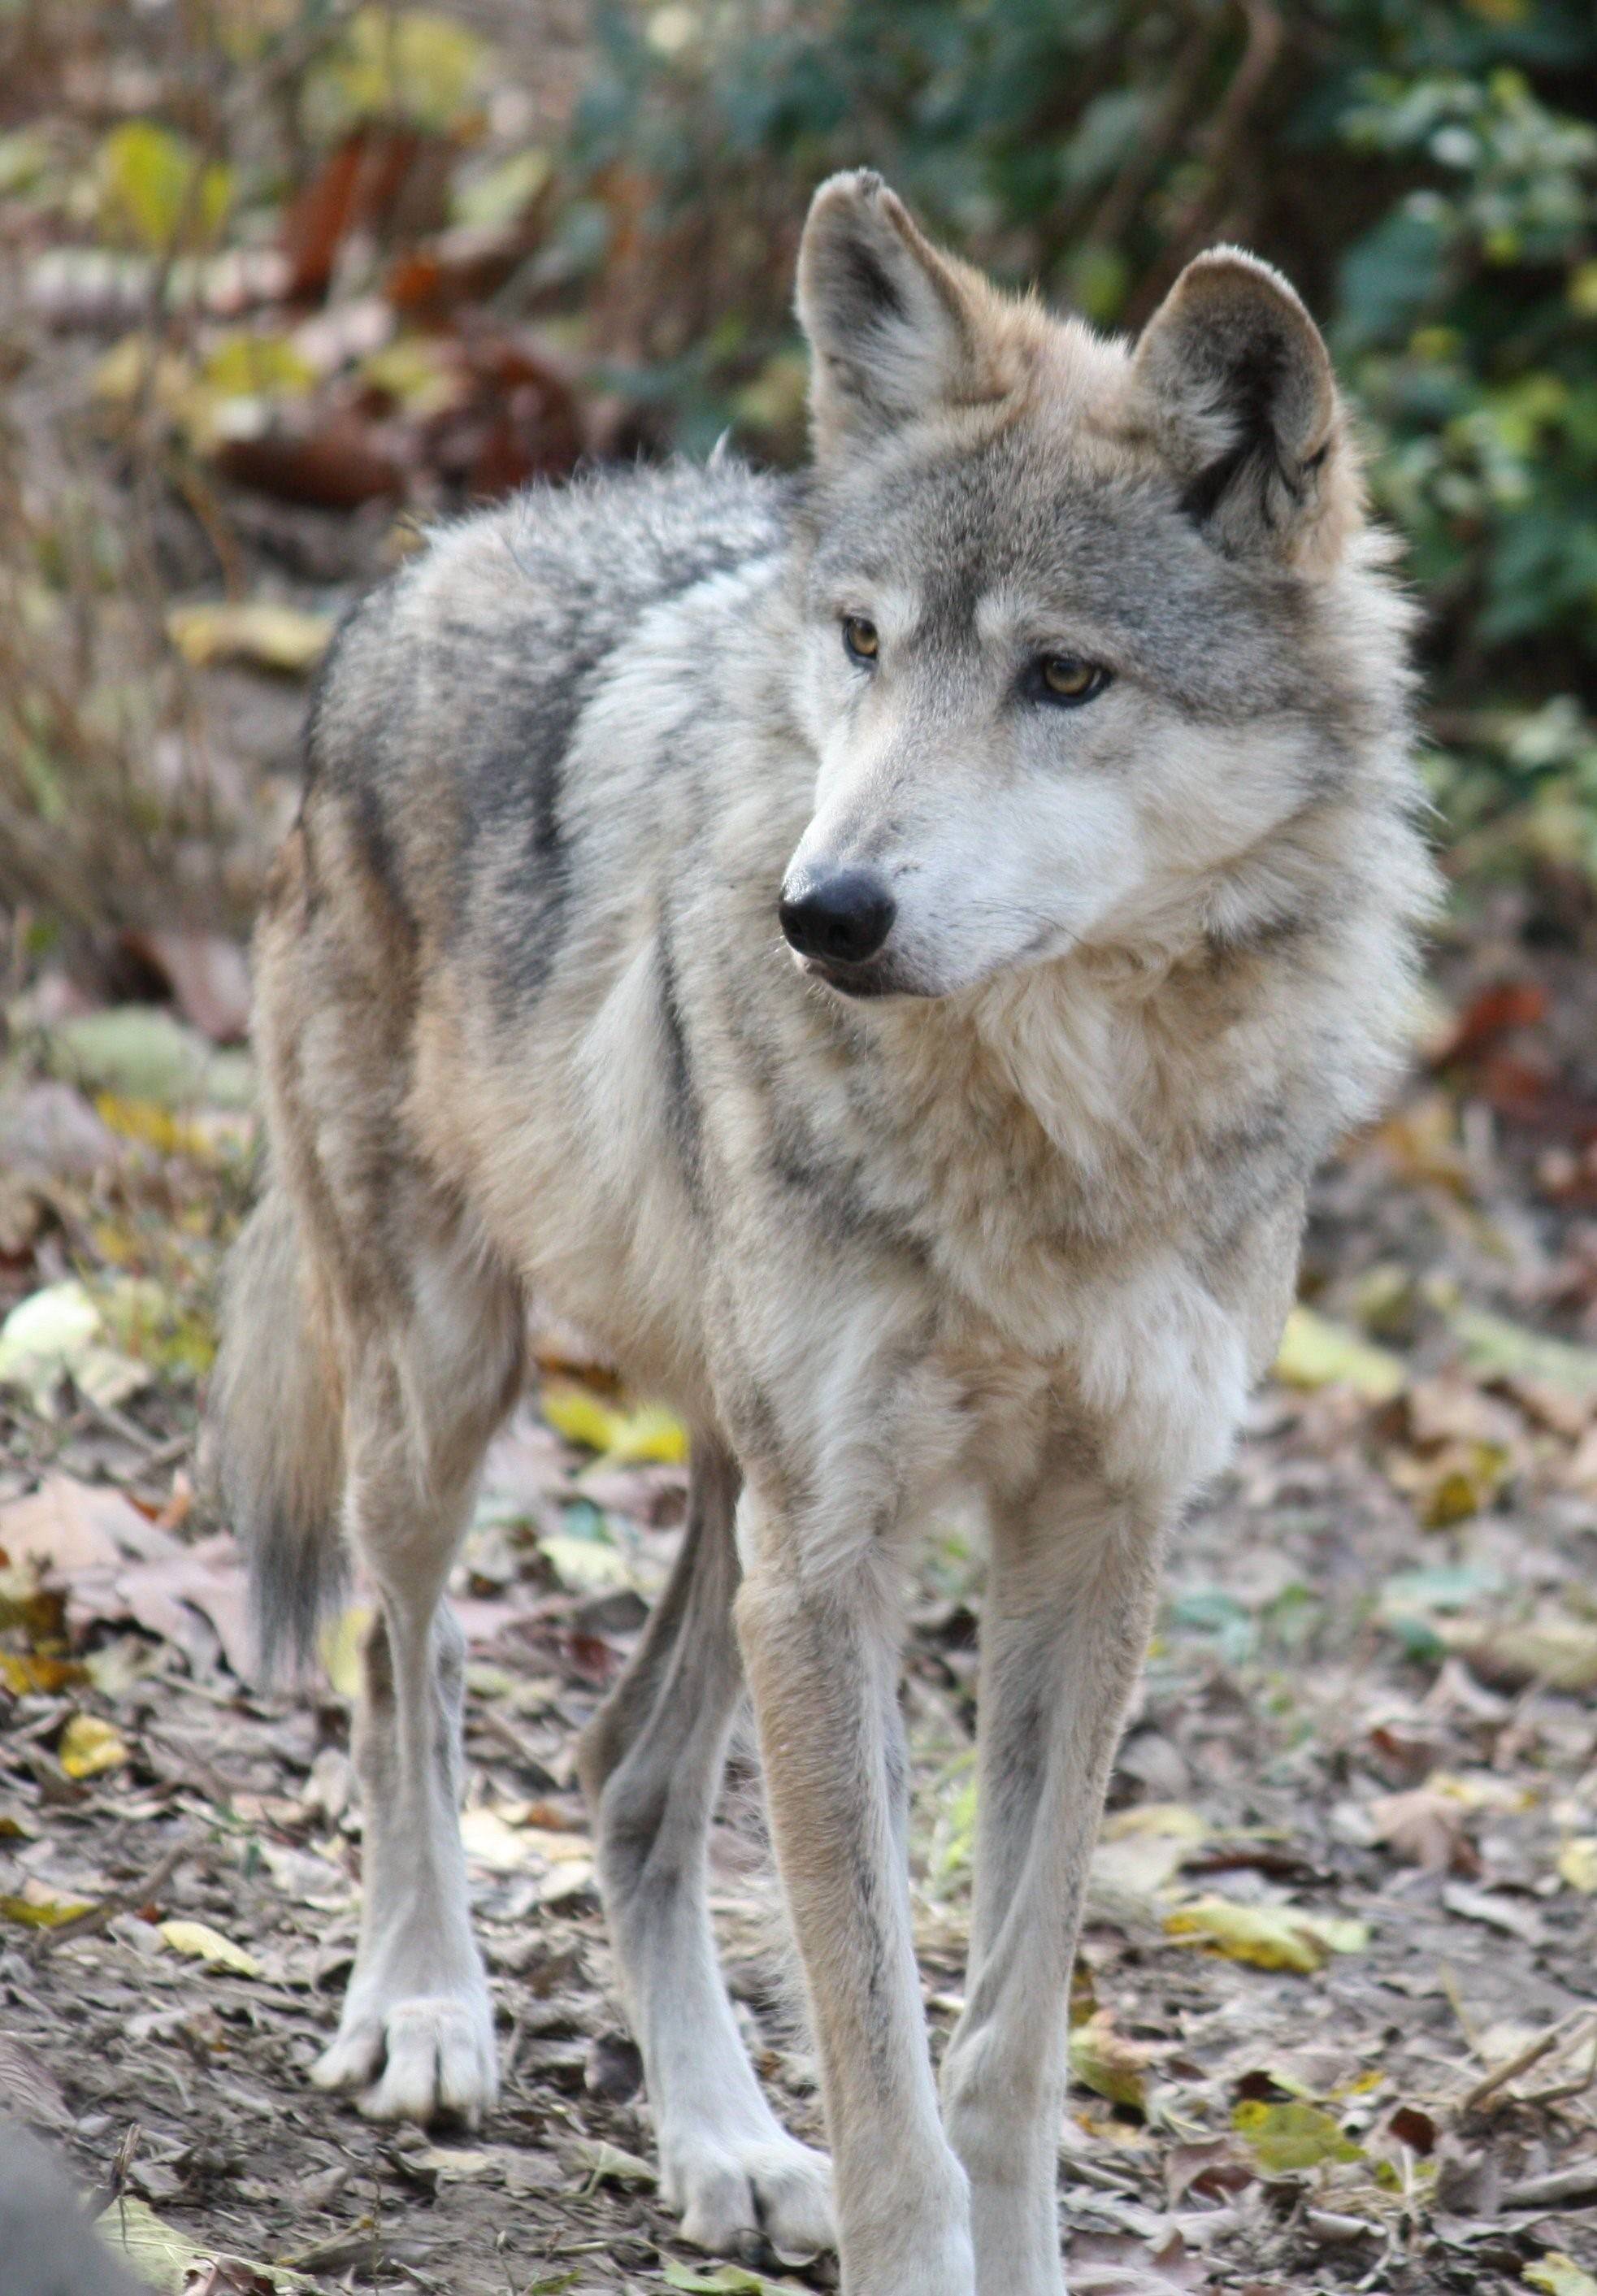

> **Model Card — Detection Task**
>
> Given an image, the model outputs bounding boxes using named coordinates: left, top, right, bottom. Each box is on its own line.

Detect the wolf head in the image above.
left=777, top=171, right=1404, bottom=1002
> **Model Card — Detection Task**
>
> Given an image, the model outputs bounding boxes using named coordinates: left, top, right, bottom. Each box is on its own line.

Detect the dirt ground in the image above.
left=8, top=967, right=1597, bottom=2296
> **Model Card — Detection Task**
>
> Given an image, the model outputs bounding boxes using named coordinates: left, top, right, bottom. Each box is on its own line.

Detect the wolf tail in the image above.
left=208, top=1185, right=346, bottom=1678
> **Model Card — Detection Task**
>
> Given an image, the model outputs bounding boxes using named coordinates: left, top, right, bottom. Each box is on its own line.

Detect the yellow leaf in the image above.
left=159, top=1917, right=261, bottom=1977
left=98, top=121, right=232, bottom=254
left=0, top=1887, right=94, bottom=1929
left=1101, top=1802, right=1209, bottom=1843
left=1525, top=2259, right=1597, bottom=2296
left=1233, top=2099, right=1362, bottom=2172
left=1070, top=2009, right=1157, bottom=2109
left=59, top=1714, right=130, bottom=1779
left=540, top=1381, right=621, bottom=1452
left=0, top=1652, right=86, bottom=1695
left=1274, top=1306, right=1406, bottom=1402
left=167, top=601, right=332, bottom=675
left=1164, top=1896, right=1367, bottom=1973
left=318, top=1604, right=371, bottom=1699
left=605, top=1402, right=688, bottom=1465
left=1557, top=1838, right=1597, bottom=1894
left=540, top=1381, right=688, bottom=1464
left=94, top=1096, right=213, bottom=1159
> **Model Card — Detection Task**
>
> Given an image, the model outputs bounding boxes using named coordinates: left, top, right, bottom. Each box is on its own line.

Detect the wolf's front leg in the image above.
left=940, top=1469, right=1166, bottom=2296
left=736, top=1490, right=975, bottom=2296
left=578, top=1440, right=833, bottom=2263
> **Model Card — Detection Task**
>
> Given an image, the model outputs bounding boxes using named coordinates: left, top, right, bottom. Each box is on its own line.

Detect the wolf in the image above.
left=209, top=171, right=1434, bottom=2296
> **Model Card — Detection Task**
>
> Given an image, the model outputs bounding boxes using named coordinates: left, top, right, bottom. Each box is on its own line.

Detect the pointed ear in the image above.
left=796, top=171, right=1005, bottom=460
left=1134, top=249, right=1357, bottom=566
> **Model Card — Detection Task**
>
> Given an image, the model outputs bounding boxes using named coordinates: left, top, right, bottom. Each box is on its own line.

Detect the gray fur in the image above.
left=210, top=171, right=1434, bottom=2296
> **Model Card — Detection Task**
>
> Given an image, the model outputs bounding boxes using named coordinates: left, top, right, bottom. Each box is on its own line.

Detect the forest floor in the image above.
left=8, top=9, right=1597, bottom=2296
left=10, top=952, right=1597, bottom=2296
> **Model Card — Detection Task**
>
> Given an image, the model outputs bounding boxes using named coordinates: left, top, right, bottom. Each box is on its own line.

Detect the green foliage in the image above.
left=569, top=0, right=1597, bottom=710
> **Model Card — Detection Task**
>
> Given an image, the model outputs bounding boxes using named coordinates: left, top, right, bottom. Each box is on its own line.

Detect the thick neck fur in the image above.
left=847, top=766, right=1430, bottom=1265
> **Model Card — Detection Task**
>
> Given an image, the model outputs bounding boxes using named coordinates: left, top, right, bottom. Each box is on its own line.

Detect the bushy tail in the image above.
left=207, top=1186, right=346, bottom=1679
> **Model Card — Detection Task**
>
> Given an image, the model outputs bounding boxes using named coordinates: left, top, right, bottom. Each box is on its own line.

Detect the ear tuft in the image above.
left=796, top=172, right=1001, bottom=460
left=1135, top=249, right=1357, bottom=566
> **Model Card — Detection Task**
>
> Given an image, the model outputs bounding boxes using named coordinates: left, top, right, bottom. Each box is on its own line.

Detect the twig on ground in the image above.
left=27, top=1829, right=198, bottom=1958
left=1461, top=2011, right=1596, bottom=2114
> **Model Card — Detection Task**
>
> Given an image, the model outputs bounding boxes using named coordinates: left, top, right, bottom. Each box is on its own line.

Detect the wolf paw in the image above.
left=664, top=2127, right=835, bottom=2263
left=312, top=1992, right=498, bottom=2127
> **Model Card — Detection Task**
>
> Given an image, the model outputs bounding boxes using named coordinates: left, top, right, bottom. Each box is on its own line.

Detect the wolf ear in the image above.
left=1134, top=249, right=1355, bottom=566
left=796, top=171, right=999, bottom=459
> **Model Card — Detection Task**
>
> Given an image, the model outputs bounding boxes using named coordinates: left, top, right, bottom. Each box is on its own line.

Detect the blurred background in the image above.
left=6, top=7, right=1597, bottom=2292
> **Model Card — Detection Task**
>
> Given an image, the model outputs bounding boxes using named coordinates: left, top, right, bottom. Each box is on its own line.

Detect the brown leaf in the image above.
left=0, top=1476, right=176, bottom=1577
left=1070, top=2231, right=1209, bottom=2293
left=1368, top=1787, right=1479, bottom=1875
left=215, top=419, right=405, bottom=510
left=1433, top=979, right=1547, bottom=1068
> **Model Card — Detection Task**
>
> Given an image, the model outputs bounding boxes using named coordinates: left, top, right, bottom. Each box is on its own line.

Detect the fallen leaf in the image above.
left=1558, top=1838, right=1597, bottom=1894
left=98, top=121, right=232, bottom=254
left=1451, top=1308, right=1597, bottom=1407
left=167, top=601, right=332, bottom=675
left=572, top=2138, right=657, bottom=2191
left=59, top=1714, right=132, bottom=1779
left=0, top=1886, right=95, bottom=1929
left=1445, top=1612, right=1597, bottom=1693
left=1070, top=2009, right=1159, bottom=2110
left=459, top=1806, right=534, bottom=1872
left=661, top=2265, right=791, bottom=2294
left=0, top=1281, right=146, bottom=1415
left=1525, top=2259, right=1597, bottom=2296
left=318, top=1604, right=371, bottom=1699
left=1368, top=1787, right=1478, bottom=1874
left=1233, top=2099, right=1363, bottom=2173
left=1163, top=1896, right=1367, bottom=1973
left=45, top=1008, right=253, bottom=1112
left=1070, top=2231, right=1207, bottom=2293
left=1274, top=1307, right=1406, bottom=1402
left=1442, top=1882, right=1545, bottom=1945
left=541, top=1380, right=688, bottom=1464
left=159, top=1918, right=261, bottom=1977
left=96, top=2195, right=194, bottom=2294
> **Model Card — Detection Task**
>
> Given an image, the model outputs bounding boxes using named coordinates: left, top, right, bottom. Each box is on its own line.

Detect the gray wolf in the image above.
left=209, top=171, right=1434, bottom=2295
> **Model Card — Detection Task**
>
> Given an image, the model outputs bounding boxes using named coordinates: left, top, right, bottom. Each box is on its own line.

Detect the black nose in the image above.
left=779, top=869, right=897, bottom=966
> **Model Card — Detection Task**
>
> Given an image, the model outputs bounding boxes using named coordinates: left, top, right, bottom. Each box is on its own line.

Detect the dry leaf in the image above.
left=1368, top=1786, right=1478, bottom=1874
left=59, top=1714, right=132, bottom=1779
left=1274, top=1307, right=1406, bottom=1402
left=1233, top=2099, right=1363, bottom=2173
left=159, top=1919, right=261, bottom=1977
left=1558, top=1837, right=1597, bottom=1893
left=1164, top=1896, right=1367, bottom=1973
left=1070, top=2009, right=1160, bottom=2109
left=1525, top=2260, right=1597, bottom=2296
left=167, top=601, right=333, bottom=675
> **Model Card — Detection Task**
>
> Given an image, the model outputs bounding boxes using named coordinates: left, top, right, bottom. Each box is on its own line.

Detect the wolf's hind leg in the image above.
left=311, top=1208, right=524, bottom=2127
left=577, top=1440, right=835, bottom=2263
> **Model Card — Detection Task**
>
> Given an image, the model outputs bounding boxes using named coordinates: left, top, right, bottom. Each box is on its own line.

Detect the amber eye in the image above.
left=842, top=614, right=879, bottom=664
left=1039, top=656, right=1108, bottom=703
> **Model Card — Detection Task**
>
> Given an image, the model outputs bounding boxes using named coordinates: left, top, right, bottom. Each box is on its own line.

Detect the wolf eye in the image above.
left=842, top=615, right=879, bottom=664
left=1037, top=656, right=1109, bottom=705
